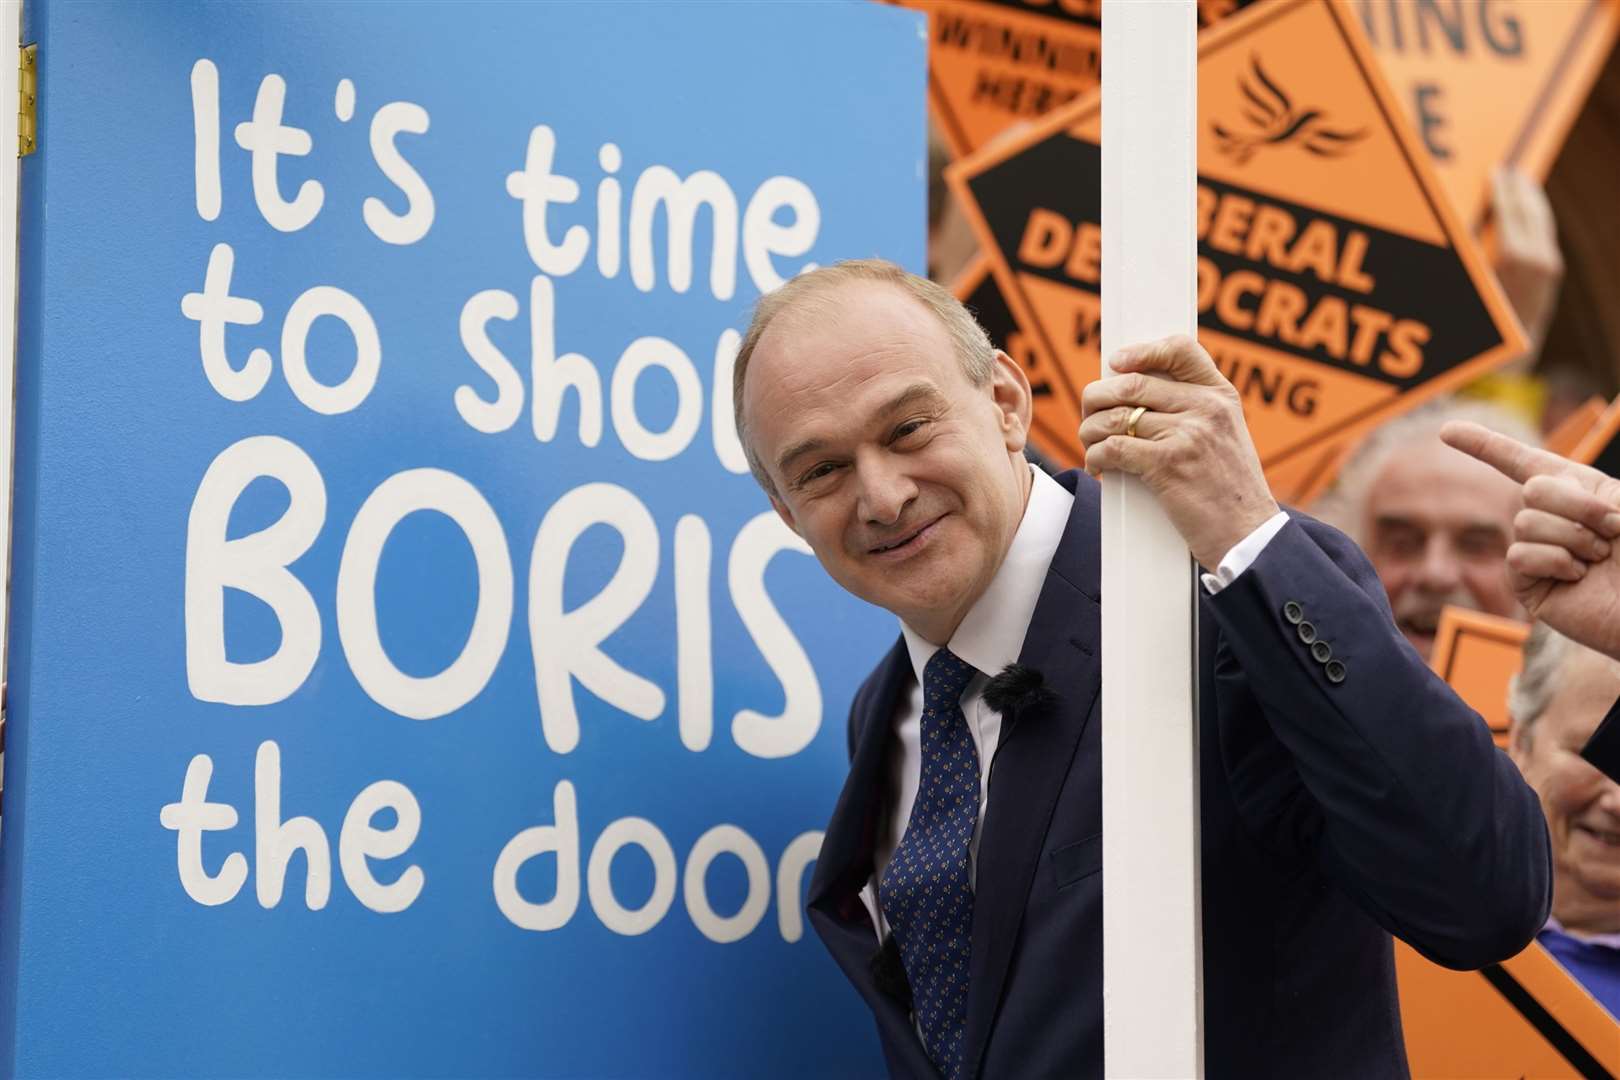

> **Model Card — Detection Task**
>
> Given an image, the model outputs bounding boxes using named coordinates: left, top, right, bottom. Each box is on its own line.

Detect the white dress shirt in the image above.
left=860, top=467, right=1288, bottom=939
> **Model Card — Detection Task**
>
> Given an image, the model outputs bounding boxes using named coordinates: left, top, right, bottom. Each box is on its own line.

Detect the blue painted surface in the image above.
left=0, top=3, right=924, bottom=1075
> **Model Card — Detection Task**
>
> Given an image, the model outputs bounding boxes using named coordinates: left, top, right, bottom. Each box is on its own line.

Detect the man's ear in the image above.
left=770, top=494, right=802, bottom=537
left=1507, top=720, right=1530, bottom=768
left=990, top=348, right=1032, bottom=453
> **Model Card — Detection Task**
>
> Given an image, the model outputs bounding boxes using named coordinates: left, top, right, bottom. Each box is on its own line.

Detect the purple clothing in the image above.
left=1539, top=919, right=1620, bottom=1020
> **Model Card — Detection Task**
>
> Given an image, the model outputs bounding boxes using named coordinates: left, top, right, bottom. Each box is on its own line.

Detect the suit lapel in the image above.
left=808, top=635, right=910, bottom=920
left=959, top=471, right=1103, bottom=1078
left=806, top=637, right=940, bottom=1077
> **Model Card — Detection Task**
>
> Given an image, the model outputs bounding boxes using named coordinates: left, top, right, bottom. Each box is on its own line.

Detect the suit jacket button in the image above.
left=1283, top=601, right=1304, bottom=624
left=1297, top=621, right=1318, bottom=645
left=1325, top=659, right=1346, bottom=684
left=1311, top=640, right=1331, bottom=663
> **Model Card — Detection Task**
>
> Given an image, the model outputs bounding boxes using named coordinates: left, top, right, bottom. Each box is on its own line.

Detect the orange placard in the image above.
left=897, top=0, right=1255, bottom=159
left=1406, top=604, right=1620, bottom=1076
left=1572, top=395, right=1620, bottom=475
left=1429, top=605, right=1529, bottom=747
left=1268, top=438, right=1356, bottom=507
left=1396, top=940, right=1620, bottom=1078
left=1546, top=394, right=1610, bottom=459
left=954, top=254, right=1082, bottom=466
left=946, top=0, right=1528, bottom=479
left=1357, top=0, right=1620, bottom=226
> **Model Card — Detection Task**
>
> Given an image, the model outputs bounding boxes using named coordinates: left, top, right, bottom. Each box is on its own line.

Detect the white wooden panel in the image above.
left=1100, top=1, right=1203, bottom=1075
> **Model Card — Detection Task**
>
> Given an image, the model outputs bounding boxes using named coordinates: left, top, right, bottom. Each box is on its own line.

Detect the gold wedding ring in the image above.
left=1126, top=405, right=1147, bottom=438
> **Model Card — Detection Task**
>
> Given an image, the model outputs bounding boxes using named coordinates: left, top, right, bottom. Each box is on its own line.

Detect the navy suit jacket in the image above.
left=807, top=470, right=1552, bottom=1079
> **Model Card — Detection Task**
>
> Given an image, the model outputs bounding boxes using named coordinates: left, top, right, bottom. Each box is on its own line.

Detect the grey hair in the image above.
left=731, top=258, right=996, bottom=496
left=1312, top=397, right=1541, bottom=542
left=1508, top=621, right=1573, bottom=747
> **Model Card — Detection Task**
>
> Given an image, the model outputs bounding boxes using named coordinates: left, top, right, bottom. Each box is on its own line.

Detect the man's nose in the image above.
left=854, top=451, right=917, bottom=527
left=1415, top=535, right=1463, bottom=593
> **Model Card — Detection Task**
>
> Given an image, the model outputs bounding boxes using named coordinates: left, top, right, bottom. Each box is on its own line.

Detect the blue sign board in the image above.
left=0, top=3, right=923, bottom=1075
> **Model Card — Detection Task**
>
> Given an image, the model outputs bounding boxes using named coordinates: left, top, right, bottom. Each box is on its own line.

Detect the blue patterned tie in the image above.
left=879, top=647, right=981, bottom=1079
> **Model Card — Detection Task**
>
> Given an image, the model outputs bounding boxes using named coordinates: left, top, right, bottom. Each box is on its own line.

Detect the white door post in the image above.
left=1100, top=1, right=1203, bottom=1076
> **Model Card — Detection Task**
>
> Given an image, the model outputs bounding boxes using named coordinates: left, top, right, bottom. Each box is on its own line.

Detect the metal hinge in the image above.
left=19, top=43, right=36, bottom=157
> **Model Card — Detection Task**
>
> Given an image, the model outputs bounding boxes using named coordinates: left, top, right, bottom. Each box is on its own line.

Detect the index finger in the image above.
left=1439, top=420, right=1569, bottom=484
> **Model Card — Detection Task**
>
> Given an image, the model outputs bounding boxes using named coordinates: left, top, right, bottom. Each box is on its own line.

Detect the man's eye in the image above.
left=893, top=419, right=929, bottom=443
left=1375, top=523, right=1423, bottom=557
left=1457, top=530, right=1507, bottom=558
left=799, top=462, right=839, bottom=486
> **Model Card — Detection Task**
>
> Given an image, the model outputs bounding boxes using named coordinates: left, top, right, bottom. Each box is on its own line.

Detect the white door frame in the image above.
left=1100, top=2, right=1203, bottom=1075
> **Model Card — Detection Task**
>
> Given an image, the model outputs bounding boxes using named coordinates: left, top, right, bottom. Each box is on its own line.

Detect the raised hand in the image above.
left=1490, top=166, right=1563, bottom=359
left=1441, top=420, right=1620, bottom=658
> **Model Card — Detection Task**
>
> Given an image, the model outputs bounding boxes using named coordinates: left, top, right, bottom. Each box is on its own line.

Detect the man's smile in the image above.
left=1573, top=822, right=1620, bottom=849
left=867, top=514, right=946, bottom=559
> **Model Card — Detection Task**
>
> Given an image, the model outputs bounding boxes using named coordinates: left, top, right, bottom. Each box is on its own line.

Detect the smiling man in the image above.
left=1508, top=623, right=1620, bottom=1017
left=735, top=259, right=1550, bottom=1079
left=1313, top=401, right=1537, bottom=657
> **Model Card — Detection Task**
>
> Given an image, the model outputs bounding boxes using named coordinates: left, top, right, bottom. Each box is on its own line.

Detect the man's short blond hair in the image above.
left=732, top=258, right=995, bottom=494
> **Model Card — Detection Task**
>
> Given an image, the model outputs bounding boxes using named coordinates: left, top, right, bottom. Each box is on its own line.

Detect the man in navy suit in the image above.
left=734, top=259, right=1550, bottom=1079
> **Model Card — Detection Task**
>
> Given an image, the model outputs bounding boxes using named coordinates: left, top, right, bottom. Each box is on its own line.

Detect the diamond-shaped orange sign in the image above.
left=1571, top=394, right=1620, bottom=474
left=1411, top=604, right=1620, bottom=1078
left=1358, top=0, right=1620, bottom=226
left=953, top=255, right=1084, bottom=464
left=1429, top=606, right=1528, bottom=748
left=898, top=0, right=1255, bottom=159
left=947, top=0, right=1528, bottom=480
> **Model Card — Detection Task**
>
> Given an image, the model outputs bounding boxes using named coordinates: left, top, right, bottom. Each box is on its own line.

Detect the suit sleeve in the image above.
left=1205, top=514, right=1551, bottom=970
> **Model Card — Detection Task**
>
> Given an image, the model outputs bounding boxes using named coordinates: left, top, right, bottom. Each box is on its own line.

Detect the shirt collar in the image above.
left=900, top=466, right=1074, bottom=686
left=1544, top=914, right=1620, bottom=951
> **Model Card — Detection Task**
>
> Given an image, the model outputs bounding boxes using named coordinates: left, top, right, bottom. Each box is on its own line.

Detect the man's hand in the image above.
left=1081, top=335, right=1279, bottom=571
left=1490, top=166, right=1563, bottom=358
left=1441, top=420, right=1620, bottom=659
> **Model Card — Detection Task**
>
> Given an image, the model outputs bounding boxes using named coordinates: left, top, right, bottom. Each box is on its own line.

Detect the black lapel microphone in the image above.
left=982, top=663, right=1054, bottom=719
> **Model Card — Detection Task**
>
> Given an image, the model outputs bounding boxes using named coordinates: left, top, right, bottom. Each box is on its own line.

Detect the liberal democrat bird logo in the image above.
left=1211, top=55, right=1367, bottom=165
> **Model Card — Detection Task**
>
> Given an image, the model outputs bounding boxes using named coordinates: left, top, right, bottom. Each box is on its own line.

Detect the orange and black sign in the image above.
left=1409, top=604, right=1620, bottom=1077
left=1358, top=0, right=1620, bottom=226
left=1265, top=438, right=1355, bottom=506
left=946, top=0, right=1528, bottom=478
left=1429, top=605, right=1528, bottom=748
left=897, top=0, right=1254, bottom=159
left=1547, top=395, right=1609, bottom=459
left=1572, top=395, right=1620, bottom=476
left=1396, top=938, right=1620, bottom=1079
left=953, top=254, right=1082, bottom=465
